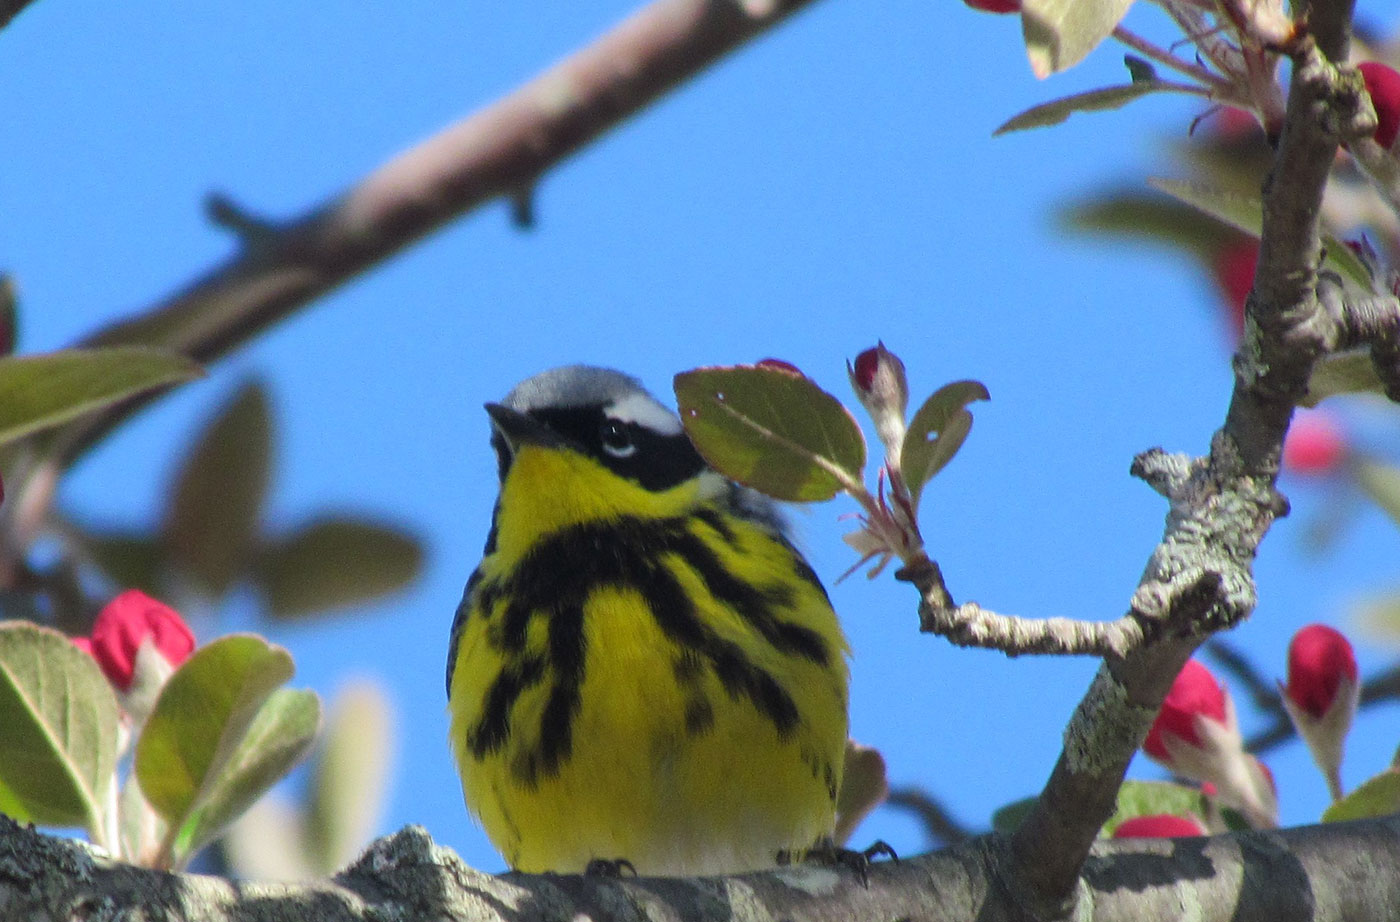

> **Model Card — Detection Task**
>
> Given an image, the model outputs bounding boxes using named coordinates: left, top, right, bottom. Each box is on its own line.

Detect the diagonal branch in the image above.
left=33, top=0, right=825, bottom=466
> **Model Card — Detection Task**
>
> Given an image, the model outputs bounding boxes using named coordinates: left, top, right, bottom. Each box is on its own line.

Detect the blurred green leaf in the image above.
left=902, top=380, right=989, bottom=508
left=1357, top=588, right=1400, bottom=644
left=253, top=518, right=423, bottom=619
left=135, top=635, right=293, bottom=829
left=1322, top=770, right=1400, bottom=822
left=0, top=347, right=201, bottom=448
left=1148, top=178, right=1370, bottom=289
left=69, top=527, right=164, bottom=597
left=306, top=681, right=392, bottom=873
left=996, top=83, right=1182, bottom=135
left=173, top=686, right=320, bottom=867
left=163, top=382, right=273, bottom=597
left=1021, top=0, right=1134, bottom=77
left=1102, top=780, right=1210, bottom=837
left=1123, top=55, right=1156, bottom=83
left=991, top=795, right=1037, bottom=834
left=674, top=365, right=865, bottom=502
left=0, top=275, right=16, bottom=356
left=0, top=622, right=120, bottom=837
left=1302, top=352, right=1384, bottom=405
left=1062, top=193, right=1239, bottom=262
left=1355, top=459, right=1400, bottom=527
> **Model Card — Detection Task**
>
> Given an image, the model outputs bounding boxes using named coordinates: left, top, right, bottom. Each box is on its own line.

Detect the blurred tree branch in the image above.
left=31, top=0, right=824, bottom=467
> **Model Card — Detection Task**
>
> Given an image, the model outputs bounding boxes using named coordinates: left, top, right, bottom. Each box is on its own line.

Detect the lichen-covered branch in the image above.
left=7, top=818, right=1400, bottom=922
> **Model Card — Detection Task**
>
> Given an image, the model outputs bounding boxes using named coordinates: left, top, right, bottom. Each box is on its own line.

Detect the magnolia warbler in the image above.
left=446, top=365, right=850, bottom=876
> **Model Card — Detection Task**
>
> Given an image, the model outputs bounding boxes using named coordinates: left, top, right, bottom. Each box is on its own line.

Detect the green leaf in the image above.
left=66, top=526, right=164, bottom=596
left=0, top=622, right=120, bottom=837
left=991, top=795, right=1037, bottom=834
left=172, top=687, right=320, bottom=867
left=163, top=382, right=273, bottom=597
left=901, top=380, right=989, bottom=507
left=253, top=518, right=423, bottom=619
left=1357, top=589, right=1400, bottom=643
left=305, top=681, right=391, bottom=873
left=135, top=635, right=293, bottom=828
left=996, top=83, right=1183, bottom=135
left=1303, top=352, right=1383, bottom=405
left=1355, top=460, right=1400, bottom=528
left=1124, top=55, right=1156, bottom=83
left=0, top=347, right=202, bottom=448
left=1322, top=770, right=1400, bottom=822
left=0, top=274, right=16, bottom=356
left=1102, top=780, right=1210, bottom=837
left=1148, top=178, right=1370, bottom=289
left=1021, top=0, right=1135, bottom=78
left=674, top=365, right=865, bottom=502
left=1061, top=193, right=1240, bottom=262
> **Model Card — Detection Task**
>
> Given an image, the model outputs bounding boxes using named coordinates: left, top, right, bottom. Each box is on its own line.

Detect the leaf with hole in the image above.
left=902, top=380, right=989, bottom=508
left=674, top=365, right=865, bottom=502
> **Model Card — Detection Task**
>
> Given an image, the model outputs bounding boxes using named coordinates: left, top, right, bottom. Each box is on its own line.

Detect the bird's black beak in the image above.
left=485, top=403, right=565, bottom=455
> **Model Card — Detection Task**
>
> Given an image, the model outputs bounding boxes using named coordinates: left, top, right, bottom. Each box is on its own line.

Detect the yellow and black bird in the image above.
left=446, top=365, right=850, bottom=876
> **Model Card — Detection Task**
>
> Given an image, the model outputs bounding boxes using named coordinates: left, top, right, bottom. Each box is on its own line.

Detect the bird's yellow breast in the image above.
left=448, top=445, right=849, bottom=875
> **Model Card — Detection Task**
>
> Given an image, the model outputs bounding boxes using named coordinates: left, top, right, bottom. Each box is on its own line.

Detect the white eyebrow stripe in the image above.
left=607, top=392, right=683, bottom=435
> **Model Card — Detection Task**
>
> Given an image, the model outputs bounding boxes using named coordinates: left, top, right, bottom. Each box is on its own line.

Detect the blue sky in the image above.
left=4, top=0, right=1398, bottom=872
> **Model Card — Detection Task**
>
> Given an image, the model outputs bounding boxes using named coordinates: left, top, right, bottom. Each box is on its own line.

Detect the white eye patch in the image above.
left=606, top=392, right=683, bottom=436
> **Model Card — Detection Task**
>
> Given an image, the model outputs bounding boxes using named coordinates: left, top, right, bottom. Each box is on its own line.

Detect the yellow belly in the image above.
left=448, top=523, right=848, bottom=875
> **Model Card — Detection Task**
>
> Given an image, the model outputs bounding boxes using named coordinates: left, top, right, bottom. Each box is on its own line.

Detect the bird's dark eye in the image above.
left=599, top=419, right=637, bottom=458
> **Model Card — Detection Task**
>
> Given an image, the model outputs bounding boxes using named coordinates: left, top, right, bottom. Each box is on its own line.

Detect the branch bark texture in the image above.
left=6, top=818, right=1400, bottom=922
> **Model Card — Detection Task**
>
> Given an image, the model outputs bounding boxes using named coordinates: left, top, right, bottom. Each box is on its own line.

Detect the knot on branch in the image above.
left=1282, top=39, right=1375, bottom=144
left=1130, top=448, right=1196, bottom=499
left=1128, top=569, right=1228, bottom=642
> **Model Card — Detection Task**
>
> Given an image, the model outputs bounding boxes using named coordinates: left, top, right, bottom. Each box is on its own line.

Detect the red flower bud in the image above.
left=1144, top=659, right=1227, bottom=760
left=1211, top=237, right=1258, bottom=340
left=71, top=635, right=93, bottom=657
left=1113, top=814, right=1208, bottom=838
left=852, top=349, right=882, bottom=394
left=964, top=0, right=1019, bottom=11
left=1287, top=624, right=1358, bottom=719
left=1359, top=61, right=1400, bottom=148
left=756, top=358, right=804, bottom=377
left=1282, top=411, right=1346, bottom=476
left=87, top=590, right=195, bottom=691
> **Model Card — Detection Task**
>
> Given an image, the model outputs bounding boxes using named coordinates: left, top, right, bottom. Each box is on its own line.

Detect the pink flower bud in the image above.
left=964, top=0, right=1019, bottom=11
left=1282, top=411, right=1346, bottom=476
left=756, top=358, right=805, bottom=377
left=1359, top=61, right=1400, bottom=148
left=1144, top=659, right=1227, bottom=760
left=87, top=590, right=195, bottom=692
left=71, top=635, right=94, bottom=656
left=1287, top=624, right=1358, bottom=719
left=848, top=343, right=910, bottom=454
left=1113, top=814, right=1208, bottom=839
left=1280, top=624, right=1359, bottom=802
